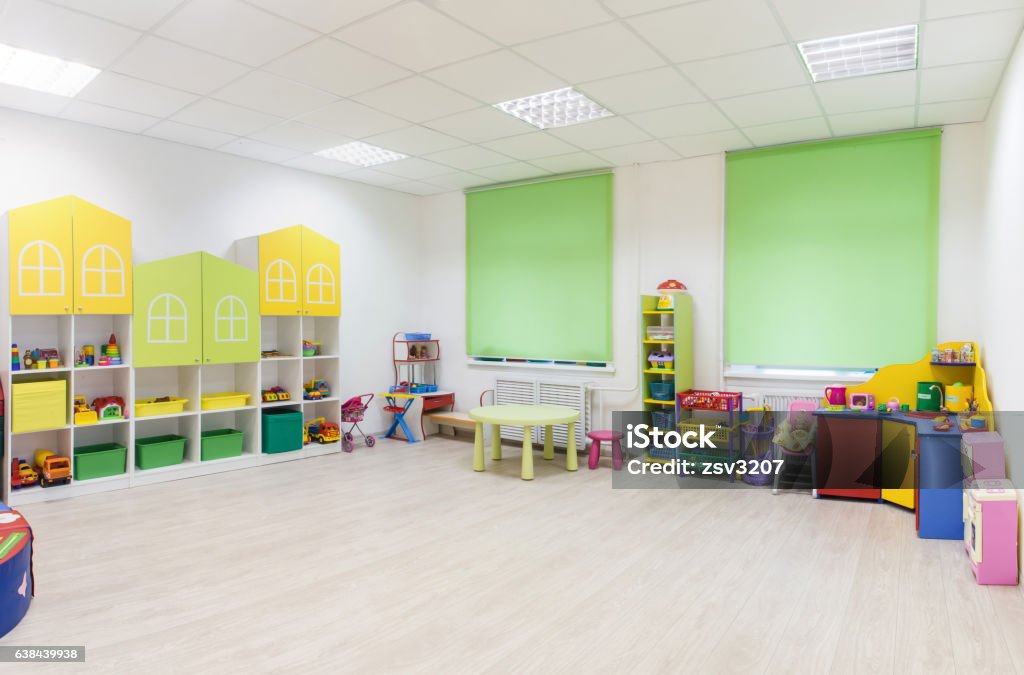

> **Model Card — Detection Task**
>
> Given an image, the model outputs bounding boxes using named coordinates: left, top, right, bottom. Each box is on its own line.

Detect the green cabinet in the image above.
left=134, top=253, right=258, bottom=367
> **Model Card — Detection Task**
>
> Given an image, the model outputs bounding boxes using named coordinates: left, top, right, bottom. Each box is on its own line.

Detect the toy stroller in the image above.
left=340, top=394, right=376, bottom=452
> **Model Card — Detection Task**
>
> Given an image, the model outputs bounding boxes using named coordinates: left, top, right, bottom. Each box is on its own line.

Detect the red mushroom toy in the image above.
left=656, top=279, right=688, bottom=310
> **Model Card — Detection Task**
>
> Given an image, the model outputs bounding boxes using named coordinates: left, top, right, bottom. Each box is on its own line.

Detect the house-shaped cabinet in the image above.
left=249, top=225, right=340, bottom=317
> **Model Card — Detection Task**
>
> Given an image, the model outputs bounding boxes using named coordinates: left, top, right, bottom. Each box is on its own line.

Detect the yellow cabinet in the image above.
left=8, top=196, right=74, bottom=315
left=300, top=227, right=340, bottom=317
left=881, top=420, right=916, bottom=510
left=73, top=199, right=133, bottom=314
left=258, top=225, right=339, bottom=317
left=8, top=195, right=132, bottom=315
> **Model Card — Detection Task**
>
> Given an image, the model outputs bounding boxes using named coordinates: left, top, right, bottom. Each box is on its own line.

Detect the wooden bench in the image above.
left=425, top=410, right=476, bottom=436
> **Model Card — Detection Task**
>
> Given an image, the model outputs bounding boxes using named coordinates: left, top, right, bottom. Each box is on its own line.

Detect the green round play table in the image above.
left=469, top=405, right=580, bottom=480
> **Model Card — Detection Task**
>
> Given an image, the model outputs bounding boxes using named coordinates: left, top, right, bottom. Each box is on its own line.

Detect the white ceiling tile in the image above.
left=392, top=180, right=447, bottom=195
left=680, top=46, right=808, bottom=100
left=60, top=101, right=160, bottom=134
left=432, top=0, right=612, bottom=45
left=354, top=77, right=478, bottom=123
left=219, top=138, right=303, bottom=163
left=717, top=87, right=820, bottom=127
left=297, top=99, right=407, bottom=137
left=249, top=121, right=350, bottom=153
left=919, top=61, right=1007, bottom=104
left=143, top=120, right=238, bottom=149
left=335, top=2, right=497, bottom=72
left=156, top=0, right=319, bottom=67
left=474, top=162, right=552, bottom=182
left=0, top=83, right=70, bottom=115
left=548, top=116, right=650, bottom=149
left=771, top=0, right=921, bottom=42
left=813, top=70, right=918, bottom=115
left=172, top=99, right=282, bottom=136
left=922, top=11, right=1024, bottom=67
left=0, top=0, right=141, bottom=67
left=578, top=67, right=704, bottom=114
left=829, top=107, right=916, bottom=136
left=111, top=37, right=249, bottom=95
left=265, top=38, right=410, bottom=97
left=427, top=172, right=491, bottom=189
left=603, top=0, right=693, bottom=17
left=427, top=51, right=565, bottom=104
left=629, top=103, right=733, bottom=137
left=663, top=129, right=752, bottom=157
left=482, top=132, right=580, bottom=159
left=213, top=71, right=338, bottom=118
left=515, top=22, right=665, bottom=83
left=927, top=0, right=1024, bottom=20
left=77, top=73, right=198, bottom=118
left=44, top=0, right=182, bottom=30
left=530, top=152, right=610, bottom=173
left=363, top=125, right=465, bottom=155
left=743, top=117, right=831, bottom=146
left=916, top=98, right=991, bottom=125
left=342, top=168, right=407, bottom=186
left=246, top=0, right=402, bottom=32
left=593, top=140, right=679, bottom=165
left=423, top=145, right=511, bottom=170
left=283, top=155, right=358, bottom=176
left=424, top=106, right=534, bottom=143
left=628, top=0, right=786, bottom=63
left=372, top=157, right=454, bottom=179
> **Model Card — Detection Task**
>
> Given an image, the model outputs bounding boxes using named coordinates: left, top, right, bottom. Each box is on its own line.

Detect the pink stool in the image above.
left=587, top=430, right=624, bottom=470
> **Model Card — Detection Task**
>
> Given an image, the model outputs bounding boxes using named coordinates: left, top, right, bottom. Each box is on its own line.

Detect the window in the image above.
left=81, top=244, right=125, bottom=297
left=147, top=294, right=188, bottom=344
left=265, top=259, right=297, bottom=303
left=305, top=264, right=336, bottom=305
left=725, top=130, right=940, bottom=371
left=17, top=240, right=65, bottom=297
left=214, top=295, right=248, bottom=343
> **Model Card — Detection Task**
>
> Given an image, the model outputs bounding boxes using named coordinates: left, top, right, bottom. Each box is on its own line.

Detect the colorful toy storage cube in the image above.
left=135, top=434, right=187, bottom=469
left=262, top=409, right=303, bottom=454
left=73, top=442, right=127, bottom=480
left=11, top=380, right=67, bottom=433
left=201, top=429, right=244, bottom=461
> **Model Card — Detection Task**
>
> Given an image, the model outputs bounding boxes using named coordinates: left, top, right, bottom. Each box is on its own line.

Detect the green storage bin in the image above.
left=262, top=409, right=303, bottom=454
left=74, top=442, right=127, bottom=480
left=135, top=434, right=187, bottom=470
left=201, top=428, right=244, bottom=461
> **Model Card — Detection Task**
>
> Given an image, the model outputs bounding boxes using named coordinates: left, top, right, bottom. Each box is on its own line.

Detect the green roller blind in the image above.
left=466, top=174, right=612, bottom=362
left=725, top=130, right=940, bottom=369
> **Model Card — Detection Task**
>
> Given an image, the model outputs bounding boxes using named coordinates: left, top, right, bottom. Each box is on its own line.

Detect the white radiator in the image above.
left=751, top=391, right=821, bottom=413
left=495, top=377, right=589, bottom=450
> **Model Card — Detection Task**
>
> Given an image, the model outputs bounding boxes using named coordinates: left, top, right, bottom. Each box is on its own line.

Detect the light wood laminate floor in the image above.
left=4, top=436, right=1023, bottom=673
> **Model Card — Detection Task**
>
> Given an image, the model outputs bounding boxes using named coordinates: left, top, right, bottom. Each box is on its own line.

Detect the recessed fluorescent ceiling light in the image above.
left=493, top=87, right=613, bottom=129
left=798, top=24, right=918, bottom=83
left=0, top=43, right=100, bottom=96
left=315, top=141, right=407, bottom=167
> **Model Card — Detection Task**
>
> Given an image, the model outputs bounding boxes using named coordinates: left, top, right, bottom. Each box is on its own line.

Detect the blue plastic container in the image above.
left=649, top=382, right=674, bottom=401
left=404, top=332, right=432, bottom=341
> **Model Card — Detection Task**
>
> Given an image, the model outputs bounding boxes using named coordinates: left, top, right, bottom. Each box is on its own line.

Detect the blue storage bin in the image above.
left=404, top=332, right=432, bottom=341
left=649, top=382, right=674, bottom=401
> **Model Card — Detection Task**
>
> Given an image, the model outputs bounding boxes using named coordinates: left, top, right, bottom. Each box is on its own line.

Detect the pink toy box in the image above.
left=963, top=479, right=1018, bottom=586
left=961, top=432, right=1006, bottom=481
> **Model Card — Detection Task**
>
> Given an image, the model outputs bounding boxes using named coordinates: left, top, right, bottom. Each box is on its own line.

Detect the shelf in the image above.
left=134, top=411, right=196, bottom=422
left=930, top=362, right=976, bottom=367
left=304, top=441, right=340, bottom=451
left=134, top=460, right=197, bottom=475
left=76, top=417, right=129, bottom=428
left=72, top=364, right=131, bottom=372
left=200, top=405, right=256, bottom=415
left=302, top=354, right=338, bottom=360
left=643, top=340, right=674, bottom=345
left=642, top=311, right=673, bottom=315
left=12, top=425, right=71, bottom=435
left=261, top=355, right=299, bottom=362
left=303, top=396, right=340, bottom=405
left=11, top=367, right=71, bottom=376
left=395, top=358, right=440, bottom=363
left=262, top=400, right=301, bottom=408
left=644, top=369, right=675, bottom=375
left=643, top=399, right=675, bottom=406
left=394, top=339, right=438, bottom=343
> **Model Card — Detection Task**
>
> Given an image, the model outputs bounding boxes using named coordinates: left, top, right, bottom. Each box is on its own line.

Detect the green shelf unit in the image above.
left=640, top=295, right=694, bottom=423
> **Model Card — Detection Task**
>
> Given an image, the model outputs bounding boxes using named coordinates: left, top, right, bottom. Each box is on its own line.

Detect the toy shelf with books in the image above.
left=640, top=294, right=693, bottom=463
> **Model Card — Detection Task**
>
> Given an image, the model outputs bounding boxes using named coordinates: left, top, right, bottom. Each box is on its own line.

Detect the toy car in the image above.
left=35, top=450, right=72, bottom=488
left=303, top=379, right=330, bottom=400
left=262, top=386, right=291, bottom=403
left=11, top=458, right=38, bottom=489
left=262, top=389, right=278, bottom=403
left=305, top=417, right=340, bottom=444
left=73, top=395, right=98, bottom=425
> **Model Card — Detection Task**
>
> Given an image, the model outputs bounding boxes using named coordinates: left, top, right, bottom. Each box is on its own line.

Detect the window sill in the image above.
left=724, top=365, right=876, bottom=383
left=467, top=358, right=616, bottom=374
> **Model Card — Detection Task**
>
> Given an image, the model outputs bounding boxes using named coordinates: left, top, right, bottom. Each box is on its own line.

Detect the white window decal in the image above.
left=265, top=259, right=297, bottom=303
left=81, top=244, right=126, bottom=298
left=214, top=295, right=248, bottom=343
left=305, top=263, right=335, bottom=305
left=147, top=293, right=188, bottom=344
left=17, top=240, right=65, bottom=297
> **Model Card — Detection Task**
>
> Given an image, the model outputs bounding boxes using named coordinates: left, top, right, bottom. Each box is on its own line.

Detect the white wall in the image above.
left=418, top=128, right=984, bottom=429
left=0, top=107, right=421, bottom=432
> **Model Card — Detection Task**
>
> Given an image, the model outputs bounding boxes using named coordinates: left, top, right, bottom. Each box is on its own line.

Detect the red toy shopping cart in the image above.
left=340, top=394, right=376, bottom=452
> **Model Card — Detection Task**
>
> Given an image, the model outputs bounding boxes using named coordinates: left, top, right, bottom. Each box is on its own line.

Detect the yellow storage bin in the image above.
left=201, top=392, right=251, bottom=411
left=12, top=380, right=67, bottom=433
left=135, top=397, right=189, bottom=417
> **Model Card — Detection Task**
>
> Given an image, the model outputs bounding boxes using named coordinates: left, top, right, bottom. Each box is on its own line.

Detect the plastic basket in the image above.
left=73, top=442, right=127, bottom=480
left=135, top=434, right=187, bottom=470
left=677, top=389, right=743, bottom=412
left=650, top=409, right=675, bottom=429
left=136, top=397, right=189, bottom=417
left=410, top=383, right=438, bottom=394
left=647, top=445, right=676, bottom=461
left=404, top=332, right=432, bottom=341
left=201, top=429, right=244, bottom=461
left=649, top=382, right=674, bottom=401
left=679, top=421, right=735, bottom=445
left=201, top=392, right=250, bottom=411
